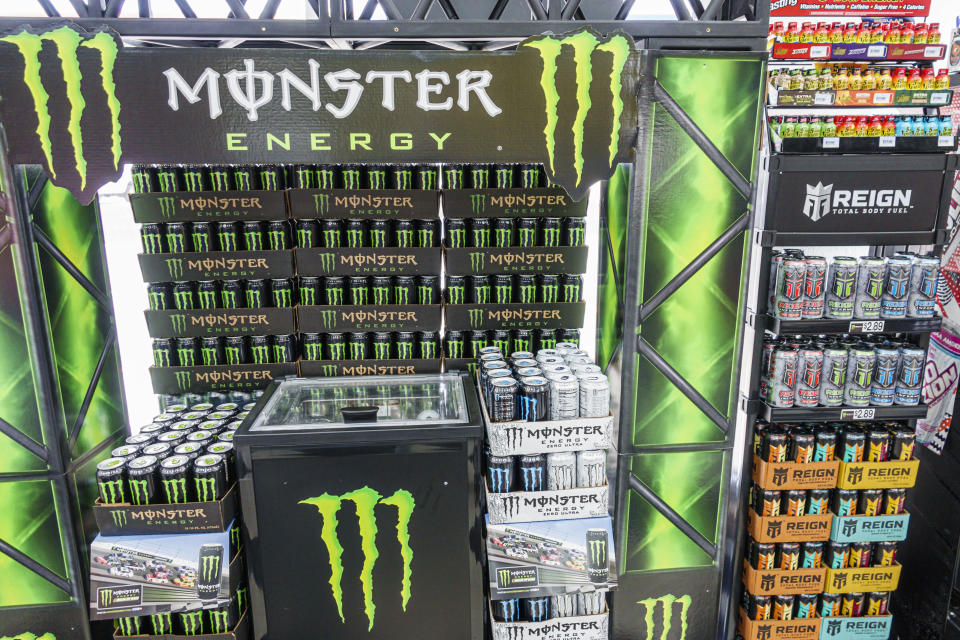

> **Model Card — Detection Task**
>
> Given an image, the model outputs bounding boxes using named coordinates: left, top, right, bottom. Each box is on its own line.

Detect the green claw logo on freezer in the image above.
left=522, top=30, right=631, bottom=188
left=637, top=594, right=692, bottom=640
left=201, top=554, right=221, bottom=583
left=469, top=308, right=484, bottom=328
left=162, top=477, right=187, bottom=503
left=301, top=487, right=415, bottom=631
left=175, top=371, right=191, bottom=391
left=471, top=194, right=486, bottom=214
left=470, top=252, right=486, bottom=271
left=0, top=26, right=121, bottom=196
left=111, top=510, right=127, bottom=527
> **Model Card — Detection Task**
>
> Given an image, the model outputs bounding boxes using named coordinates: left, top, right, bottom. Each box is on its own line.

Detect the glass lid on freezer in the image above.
left=249, top=374, right=469, bottom=431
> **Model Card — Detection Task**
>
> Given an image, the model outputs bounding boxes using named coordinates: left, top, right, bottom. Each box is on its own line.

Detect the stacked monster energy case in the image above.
left=440, top=163, right=588, bottom=373
left=233, top=373, right=485, bottom=640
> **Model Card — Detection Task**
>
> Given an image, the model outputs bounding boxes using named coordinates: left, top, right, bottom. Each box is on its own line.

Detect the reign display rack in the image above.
left=0, top=3, right=772, bottom=640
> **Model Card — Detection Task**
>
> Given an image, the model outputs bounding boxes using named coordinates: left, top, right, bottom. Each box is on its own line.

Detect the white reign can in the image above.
left=547, top=451, right=577, bottom=490
left=576, top=450, right=606, bottom=488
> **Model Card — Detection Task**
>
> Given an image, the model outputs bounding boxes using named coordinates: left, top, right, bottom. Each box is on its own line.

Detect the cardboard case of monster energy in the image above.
left=443, top=188, right=588, bottom=218
left=295, top=247, right=442, bottom=276
left=94, top=482, right=240, bottom=536
left=288, top=188, right=439, bottom=219
left=488, top=601, right=609, bottom=640
left=298, top=305, right=442, bottom=332
left=486, top=516, right=617, bottom=600
left=445, top=303, right=586, bottom=330
left=89, top=529, right=231, bottom=621
left=150, top=363, right=298, bottom=395
left=131, top=190, right=289, bottom=223
left=445, top=246, right=589, bottom=276
left=144, top=308, right=297, bottom=338
left=139, top=251, right=295, bottom=282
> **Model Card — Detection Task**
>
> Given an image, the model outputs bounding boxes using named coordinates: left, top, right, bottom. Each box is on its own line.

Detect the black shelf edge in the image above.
left=760, top=229, right=947, bottom=247
left=760, top=402, right=929, bottom=422
left=764, top=314, right=942, bottom=335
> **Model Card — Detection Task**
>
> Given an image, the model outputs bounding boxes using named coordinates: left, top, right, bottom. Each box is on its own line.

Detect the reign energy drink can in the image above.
left=196, top=543, right=224, bottom=600
left=844, top=346, right=875, bottom=407
left=775, top=257, right=806, bottom=319
left=766, top=346, right=798, bottom=408
left=802, top=256, right=827, bottom=319
left=826, top=256, right=858, bottom=319
left=855, top=257, right=885, bottom=319
left=895, top=346, right=925, bottom=405
left=820, top=347, right=848, bottom=406
left=796, top=347, right=824, bottom=407
left=585, top=528, right=610, bottom=583
left=881, top=257, right=912, bottom=319
left=907, top=256, right=939, bottom=318
left=870, top=348, right=900, bottom=406
left=795, top=593, right=818, bottom=619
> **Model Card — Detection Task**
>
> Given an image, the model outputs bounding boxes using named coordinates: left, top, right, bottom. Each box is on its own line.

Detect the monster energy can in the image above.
left=291, top=164, right=315, bottom=189
left=97, top=458, right=128, bottom=504
left=178, top=608, right=206, bottom=635
left=417, top=219, right=439, bottom=247
left=196, top=281, right=218, bottom=310
left=395, top=219, right=415, bottom=248
left=907, top=256, right=939, bottom=318
left=561, top=274, right=583, bottom=302
left=165, top=222, right=189, bottom=253
left=469, top=330, right=489, bottom=358
left=115, top=617, right=142, bottom=637
left=470, top=218, right=491, bottom=248
left=219, top=280, right=241, bottom=309
left=125, top=433, right=154, bottom=447
left=126, top=455, right=159, bottom=505
left=582, top=591, right=606, bottom=616
left=542, top=217, right=562, bottom=247
left=186, top=430, right=214, bottom=449
left=855, top=257, right=886, bottom=319
left=315, top=164, right=338, bottom=189
left=160, top=455, right=192, bottom=504
left=300, top=333, right=322, bottom=361
left=149, top=612, right=173, bottom=635
left=492, top=163, right=515, bottom=188
left=446, top=275, right=467, bottom=304
left=443, top=164, right=466, bottom=189
left=131, top=165, right=156, bottom=193
left=271, top=278, right=294, bottom=307
left=267, top=221, right=290, bottom=250
left=372, top=332, right=393, bottom=360
left=319, top=219, right=342, bottom=248
left=369, top=219, right=389, bottom=248
left=513, top=329, right=534, bottom=352
left=176, top=337, right=199, bottom=367
left=445, top=218, right=467, bottom=248
left=238, top=221, right=262, bottom=251
left=208, top=598, right=239, bottom=634
left=323, top=276, right=345, bottom=306
left=514, top=275, right=537, bottom=304
left=250, top=336, right=271, bottom=364
left=489, top=377, right=518, bottom=423
left=469, top=164, right=491, bottom=188
left=325, top=333, right=346, bottom=361
left=487, top=451, right=515, bottom=492
left=336, top=164, right=359, bottom=189
left=584, top=528, right=610, bottom=584
left=418, top=331, right=440, bottom=359
left=518, top=376, right=549, bottom=422
left=245, top=279, right=266, bottom=308
left=366, top=164, right=389, bottom=190
left=510, top=218, right=537, bottom=249
left=577, top=450, right=606, bottom=488
left=489, top=330, right=510, bottom=356
left=348, top=332, right=368, bottom=360
left=141, top=224, right=165, bottom=254
left=559, top=328, right=580, bottom=344
left=417, top=164, right=440, bottom=190
left=494, top=274, right=514, bottom=304
left=155, top=431, right=186, bottom=447
left=293, top=219, right=317, bottom=249
left=548, top=374, right=579, bottom=419
left=225, top=336, right=248, bottom=365
left=231, top=166, right=254, bottom=191
left=156, top=165, right=182, bottom=192
left=802, top=256, right=827, bottom=319
left=535, top=328, right=556, bottom=351
left=493, top=598, right=521, bottom=622
left=346, top=219, right=366, bottom=248
left=881, top=257, right=912, bottom=319
left=895, top=346, right=924, bottom=405
left=396, top=331, right=416, bottom=359
left=392, top=275, right=415, bottom=306
left=207, top=443, right=235, bottom=484
left=257, top=165, right=284, bottom=191
left=148, top=283, right=172, bottom=310
left=200, top=337, right=224, bottom=366
left=540, top=274, right=560, bottom=303
left=194, top=455, right=227, bottom=503
left=579, top=374, right=610, bottom=417
left=493, top=217, right=515, bottom=248
left=111, top=443, right=143, bottom=463
left=391, top=165, right=415, bottom=190
left=182, top=165, right=209, bottom=192
left=372, top=276, right=394, bottom=305
left=298, top=276, right=321, bottom=306
left=825, top=256, right=858, bottom=319
left=445, top=330, right=465, bottom=359
left=273, top=334, right=296, bottom=363
left=471, top=275, right=491, bottom=304
left=546, top=451, right=576, bottom=490
left=564, top=217, right=586, bottom=247
left=844, top=345, right=876, bottom=407
left=520, top=164, right=542, bottom=188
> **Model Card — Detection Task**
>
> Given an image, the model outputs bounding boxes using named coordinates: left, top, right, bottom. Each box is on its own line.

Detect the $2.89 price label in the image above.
left=840, top=408, right=876, bottom=421
left=849, top=320, right=885, bottom=333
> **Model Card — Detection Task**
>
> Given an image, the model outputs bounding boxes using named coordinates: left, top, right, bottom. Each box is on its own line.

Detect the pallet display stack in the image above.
left=738, top=8, right=956, bottom=640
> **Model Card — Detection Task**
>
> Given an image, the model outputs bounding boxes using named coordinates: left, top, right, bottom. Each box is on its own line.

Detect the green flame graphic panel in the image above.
left=597, top=164, right=631, bottom=370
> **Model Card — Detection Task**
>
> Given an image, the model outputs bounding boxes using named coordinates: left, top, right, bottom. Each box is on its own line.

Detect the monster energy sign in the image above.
left=300, top=487, right=415, bottom=631
left=0, top=25, right=637, bottom=203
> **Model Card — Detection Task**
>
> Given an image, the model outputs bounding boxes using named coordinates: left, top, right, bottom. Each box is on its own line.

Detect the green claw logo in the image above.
left=495, top=228, right=513, bottom=248
left=449, top=227, right=466, bottom=248
left=469, top=308, right=484, bottom=328
left=175, top=370, right=191, bottom=391
left=183, top=169, right=204, bottom=191
left=317, top=168, right=337, bottom=188
left=588, top=539, right=606, bottom=567
left=374, top=342, right=390, bottom=360
left=471, top=194, right=486, bottom=214
left=116, top=617, right=139, bottom=636
left=470, top=252, right=486, bottom=271
left=318, top=252, right=336, bottom=273
left=396, top=287, right=411, bottom=305
left=222, top=289, right=238, bottom=308
left=300, top=487, right=415, bottom=631
left=448, top=285, right=464, bottom=305
left=0, top=26, right=122, bottom=200
left=128, top=478, right=150, bottom=505
left=420, top=341, right=437, bottom=359
left=209, top=168, right=229, bottom=190
left=519, top=227, right=537, bottom=247
left=210, top=610, right=229, bottom=634
left=496, top=168, right=513, bottom=188
left=268, top=229, right=287, bottom=250
left=418, top=229, right=434, bottom=247
left=142, top=230, right=163, bottom=253
left=166, top=258, right=184, bottom=279
left=321, top=364, right=339, bottom=376
left=244, top=231, right=263, bottom=251
left=272, top=343, right=288, bottom=362
left=179, top=611, right=204, bottom=636
left=563, top=283, right=580, bottom=302
left=150, top=614, right=172, bottom=635
left=522, top=30, right=632, bottom=191
left=162, top=477, right=188, bottom=503
left=233, top=170, right=252, bottom=190
left=637, top=594, right=692, bottom=640
left=397, top=342, right=413, bottom=359
left=343, top=169, right=362, bottom=189
left=259, top=169, right=279, bottom=190
left=201, top=554, right=221, bottom=583
left=473, top=228, right=490, bottom=248
left=99, top=479, right=125, bottom=504
left=369, top=170, right=387, bottom=189
left=225, top=345, right=242, bottom=364
left=252, top=344, right=270, bottom=364
left=417, top=286, right=433, bottom=305
left=110, top=510, right=127, bottom=527
left=199, top=290, right=218, bottom=310
left=298, top=226, right=315, bottom=248
left=303, top=341, right=323, bottom=360
left=300, top=285, right=317, bottom=306
left=320, top=309, right=337, bottom=330
left=273, top=288, right=292, bottom=307
left=349, top=342, right=366, bottom=360
left=444, top=168, right=463, bottom=189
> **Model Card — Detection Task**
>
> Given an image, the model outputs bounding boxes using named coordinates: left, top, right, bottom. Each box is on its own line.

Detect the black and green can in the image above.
left=322, top=219, right=342, bottom=248
left=141, top=224, right=165, bottom=254
left=292, top=165, right=315, bottom=189
left=273, top=334, right=296, bottom=363
left=418, top=165, right=440, bottom=190
left=446, top=275, right=467, bottom=305
left=492, top=330, right=511, bottom=355
left=517, top=218, right=538, bottom=247
left=267, top=221, right=290, bottom=250
left=469, top=331, right=489, bottom=358
left=471, top=275, right=491, bottom=304
left=561, top=275, right=583, bottom=302
left=494, top=218, right=514, bottom=248
left=392, top=165, right=415, bottom=190
left=97, top=457, right=128, bottom=504
left=517, top=275, right=537, bottom=303
left=200, top=337, right=224, bottom=366
left=182, top=166, right=208, bottom=192
left=325, top=333, right=346, bottom=361
left=443, top=164, right=466, bottom=189
left=131, top=165, right=155, bottom=193
left=564, top=217, right=586, bottom=246
left=166, top=222, right=189, bottom=253
left=366, top=165, right=389, bottom=190
left=395, top=219, right=415, bottom=248
left=225, top=336, right=248, bottom=365
left=419, top=331, right=440, bottom=359
left=315, top=165, right=338, bottom=189
left=271, top=278, right=294, bottom=307
left=160, top=455, right=193, bottom=504
left=208, top=598, right=239, bottom=634
left=559, top=328, right=580, bottom=344
left=514, top=329, right=534, bottom=352
left=418, top=275, right=440, bottom=305
left=540, top=274, right=559, bottom=303
left=245, top=279, right=267, bottom=308
left=156, top=165, right=182, bottom=192
left=207, top=443, right=236, bottom=484
left=296, top=219, right=318, bottom=248
left=221, top=280, right=242, bottom=309
left=115, top=617, right=142, bottom=637
left=242, top=221, right=264, bottom=251
left=217, top=221, right=239, bottom=251
left=470, top=218, right=491, bottom=248
left=178, top=608, right=206, bottom=636
left=193, top=454, right=227, bottom=502
left=250, top=335, right=271, bottom=364
left=149, top=613, right=173, bottom=635
left=126, top=455, right=159, bottom=506
left=470, top=164, right=491, bottom=189
left=394, top=276, right=416, bottom=306
left=302, top=333, right=323, bottom=361
left=197, top=281, right=219, bottom=310
left=324, top=276, right=346, bottom=306
left=445, top=330, right=465, bottom=359
left=494, top=275, right=514, bottom=304
left=445, top=218, right=467, bottom=248
left=372, top=332, right=393, bottom=360
left=494, top=164, right=515, bottom=188
left=417, top=219, right=439, bottom=247
left=177, top=337, right=199, bottom=367
left=542, top=217, right=563, bottom=247
left=369, top=219, right=389, bottom=248
left=299, top=276, right=321, bottom=306
left=520, top=164, right=542, bottom=188
left=341, top=164, right=363, bottom=189
left=349, top=276, right=369, bottom=305
left=148, top=283, right=172, bottom=310
left=536, top=328, right=557, bottom=351
left=173, top=281, right=195, bottom=310
left=257, top=165, right=284, bottom=191
left=396, top=332, right=416, bottom=359
left=348, top=332, right=368, bottom=359
left=209, top=166, right=231, bottom=190
left=231, top=166, right=254, bottom=191
left=346, top=219, right=366, bottom=248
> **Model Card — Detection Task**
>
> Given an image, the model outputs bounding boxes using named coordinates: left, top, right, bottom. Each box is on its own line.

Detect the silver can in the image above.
left=537, top=356, right=565, bottom=368
left=509, top=350, right=535, bottom=362
left=581, top=591, right=606, bottom=616
left=796, top=347, right=824, bottom=407
left=802, top=256, right=827, bottom=319
left=881, top=257, right=912, bottom=319
left=479, top=346, right=503, bottom=357
left=765, top=346, right=798, bottom=408
left=547, top=452, right=577, bottom=490
left=555, top=342, right=579, bottom=353
left=774, top=256, right=806, bottom=319
left=565, top=355, right=592, bottom=366
left=536, top=349, right=560, bottom=362
left=854, top=257, right=885, bottom=319
left=819, top=347, right=848, bottom=407
left=551, top=594, right=582, bottom=618
left=549, top=374, right=580, bottom=420
left=907, top=256, right=939, bottom=318
left=515, top=366, right=542, bottom=378
left=895, top=346, right=925, bottom=405
left=485, top=369, right=514, bottom=407
left=572, top=364, right=602, bottom=378
left=542, top=363, right=572, bottom=376
left=576, top=450, right=606, bottom=488
left=578, top=374, right=610, bottom=418
left=843, top=345, right=876, bottom=407
left=512, top=358, right=539, bottom=369
left=870, top=347, right=900, bottom=406
left=544, top=371, right=570, bottom=382
left=825, top=256, right=858, bottom=319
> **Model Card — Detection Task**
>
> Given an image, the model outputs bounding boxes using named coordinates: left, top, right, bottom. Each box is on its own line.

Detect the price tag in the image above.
left=938, top=135, right=955, bottom=147
left=822, top=137, right=840, bottom=149
left=931, top=92, right=949, bottom=105
left=872, top=92, right=892, bottom=105
left=925, top=46, right=941, bottom=58
left=840, top=408, right=876, bottom=421
left=849, top=320, right=885, bottom=333
left=867, top=45, right=886, bottom=58
left=810, top=45, right=830, bottom=58
left=814, top=92, right=834, bottom=105
left=879, top=136, right=896, bottom=148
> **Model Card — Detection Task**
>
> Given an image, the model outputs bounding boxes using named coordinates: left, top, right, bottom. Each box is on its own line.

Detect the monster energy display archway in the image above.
left=0, top=15, right=768, bottom=640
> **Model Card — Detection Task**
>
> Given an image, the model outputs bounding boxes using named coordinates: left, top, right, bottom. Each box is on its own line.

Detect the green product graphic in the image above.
left=418, top=229, right=434, bottom=247
left=272, top=344, right=287, bottom=362
left=472, top=228, right=490, bottom=248
left=317, top=252, right=336, bottom=272
left=420, top=341, right=437, bottom=359
left=183, top=169, right=204, bottom=191
left=128, top=478, right=150, bottom=505
left=371, top=229, right=387, bottom=247
left=210, top=610, right=230, bottom=634
left=318, top=310, right=336, bottom=330
left=273, top=288, right=292, bottom=308
left=210, top=168, right=229, bottom=190
left=448, top=227, right=466, bottom=248
left=150, top=613, right=172, bottom=635
left=163, top=477, right=188, bottom=503
left=195, top=476, right=219, bottom=502
left=519, top=227, right=537, bottom=247
left=349, top=343, right=365, bottom=360
left=373, top=287, right=390, bottom=306
left=175, top=371, right=191, bottom=391
left=834, top=271, right=855, bottom=298
left=111, top=510, right=127, bottom=527
left=563, top=283, right=581, bottom=302
left=397, top=342, right=413, bottom=359
left=251, top=343, right=270, bottom=364
left=493, top=337, right=510, bottom=354
left=98, top=479, right=125, bottom=504
left=589, top=539, right=607, bottom=567
left=225, top=345, right=242, bottom=365
left=496, top=168, right=513, bottom=187
left=543, top=282, right=558, bottom=303
left=300, top=285, right=318, bottom=306
left=198, top=290, right=217, bottom=310
left=259, top=169, right=279, bottom=190
left=343, top=169, right=362, bottom=189
left=142, top=230, right=162, bottom=253
left=497, top=568, right=511, bottom=587
left=522, top=31, right=630, bottom=186
left=496, top=284, right=512, bottom=304
left=543, top=226, right=561, bottom=247
left=568, top=226, right=585, bottom=246
left=268, top=229, right=288, bottom=250
left=373, top=341, right=390, bottom=360
left=0, top=27, right=121, bottom=192
left=469, top=308, right=484, bottom=327
left=328, top=342, right=345, bottom=360
left=99, top=589, right=113, bottom=608
left=148, top=290, right=167, bottom=310
left=166, top=258, right=184, bottom=279
left=179, top=610, right=204, bottom=636
left=867, top=270, right=883, bottom=300
left=244, top=231, right=263, bottom=251
left=597, top=165, right=629, bottom=369
left=470, top=194, right=486, bottom=214
left=304, top=341, right=323, bottom=360
left=417, top=286, right=433, bottom=305
left=237, top=585, right=248, bottom=613
left=230, top=522, right=241, bottom=550
left=115, top=617, right=140, bottom=636
left=201, top=554, right=221, bottom=583
left=637, top=594, right=692, bottom=640
left=246, top=288, right=262, bottom=308
left=321, top=364, right=339, bottom=376
left=854, top=361, right=872, bottom=389
left=470, top=252, right=485, bottom=271
left=348, top=228, right=364, bottom=248
left=1, top=634, right=56, bottom=640
left=300, top=487, right=415, bottom=631
left=158, top=196, right=175, bottom=218
left=395, top=287, right=411, bottom=306
left=298, top=226, right=315, bottom=248
left=219, top=230, right=237, bottom=251
left=178, top=347, right=195, bottom=366
left=221, top=289, right=238, bottom=308
left=174, top=290, right=193, bottom=310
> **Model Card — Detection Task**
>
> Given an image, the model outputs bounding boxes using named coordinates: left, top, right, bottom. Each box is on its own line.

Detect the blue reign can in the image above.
left=907, top=256, right=939, bottom=318
left=870, top=347, right=900, bottom=406
left=895, top=346, right=925, bottom=405
left=881, top=257, right=912, bottom=319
